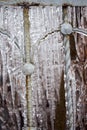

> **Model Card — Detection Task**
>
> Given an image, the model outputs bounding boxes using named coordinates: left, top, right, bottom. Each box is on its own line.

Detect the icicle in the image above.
left=18, top=72, right=27, bottom=129
left=8, top=70, right=14, bottom=107
left=71, top=68, right=76, bottom=130
left=14, top=109, right=21, bottom=130
left=0, top=49, right=6, bottom=102
left=0, top=36, right=7, bottom=102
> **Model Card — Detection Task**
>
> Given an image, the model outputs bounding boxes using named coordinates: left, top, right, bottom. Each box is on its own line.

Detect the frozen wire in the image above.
left=73, top=28, right=87, bottom=36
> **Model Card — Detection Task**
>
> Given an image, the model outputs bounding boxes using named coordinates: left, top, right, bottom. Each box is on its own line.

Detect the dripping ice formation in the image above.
left=0, top=6, right=27, bottom=130
left=0, top=5, right=87, bottom=130
left=0, top=6, right=64, bottom=130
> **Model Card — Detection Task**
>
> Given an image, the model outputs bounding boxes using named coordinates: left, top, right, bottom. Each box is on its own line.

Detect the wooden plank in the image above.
left=0, top=0, right=87, bottom=6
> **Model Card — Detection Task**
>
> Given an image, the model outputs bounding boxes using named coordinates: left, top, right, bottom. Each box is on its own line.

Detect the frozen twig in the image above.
left=36, top=28, right=60, bottom=47
left=0, top=28, right=25, bottom=61
left=0, top=28, right=11, bottom=38
left=31, top=28, right=60, bottom=62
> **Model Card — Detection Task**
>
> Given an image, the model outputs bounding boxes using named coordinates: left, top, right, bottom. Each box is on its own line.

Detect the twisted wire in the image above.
left=64, top=35, right=73, bottom=130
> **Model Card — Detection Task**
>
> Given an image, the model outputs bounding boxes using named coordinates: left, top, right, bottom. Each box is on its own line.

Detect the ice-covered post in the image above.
left=22, top=7, right=34, bottom=130
left=61, top=6, right=73, bottom=130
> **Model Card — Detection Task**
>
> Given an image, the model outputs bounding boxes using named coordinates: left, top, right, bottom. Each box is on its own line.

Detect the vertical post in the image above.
left=23, top=7, right=30, bottom=63
left=23, top=7, right=31, bottom=130
left=62, top=6, right=73, bottom=130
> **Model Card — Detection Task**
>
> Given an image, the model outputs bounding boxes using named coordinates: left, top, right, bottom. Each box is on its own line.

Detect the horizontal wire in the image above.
left=73, top=28, right=87, bottom=36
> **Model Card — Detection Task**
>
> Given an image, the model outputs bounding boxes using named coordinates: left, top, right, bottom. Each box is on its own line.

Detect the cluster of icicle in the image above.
left=29, top=6, right=64, bottom=130
left=66, top=6, right=87, bottom=130
left=0, top=4, right=87, bottom=130
left=0, top=6, right=27, bottom=130
left=0, top=5, right=64, bottom=130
